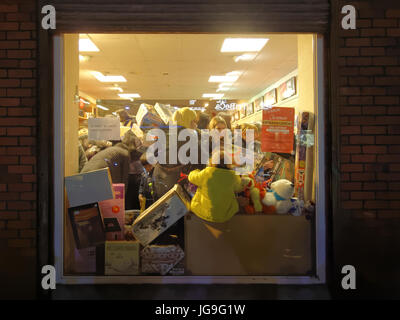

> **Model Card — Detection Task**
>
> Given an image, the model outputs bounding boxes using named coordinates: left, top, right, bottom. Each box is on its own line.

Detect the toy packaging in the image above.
left=136, top=103, right=165, bottom=131
left=132, top=184, right=191, bottom=246
left=65, top=168, right=114, bottom=208
left=105, top=241, right=140, bottom=275
left=140, top=244, right=185, bottom=275
left=68, top=203, right=106, bottom=249
left=73, top=246, right=96, bottom=274
left=154, top=103, right=175, bottom=125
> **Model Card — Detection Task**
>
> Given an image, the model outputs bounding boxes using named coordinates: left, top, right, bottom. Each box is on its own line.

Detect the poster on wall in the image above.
left=254, top=97, right=263, bottom=112
left=261, top=107, right=295, bottom=154
left=263, top=88, right=277, bottom=108
left=278, top=77, right=296, bottom=101
left=240, top=104, right=246, bottom=118
left=246, top=102, right=254, bottom=116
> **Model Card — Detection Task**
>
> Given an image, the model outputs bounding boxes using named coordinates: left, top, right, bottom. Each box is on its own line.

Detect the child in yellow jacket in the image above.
left=188, top=150, right=243, bottom=223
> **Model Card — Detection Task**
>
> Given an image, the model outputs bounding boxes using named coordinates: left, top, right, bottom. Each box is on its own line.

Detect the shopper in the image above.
left=188, top=150, right=242, bottom=223
left=208, top=115, right=228, bottom=152
left=197, top=112, right=210, bottom=130
left=81, top=130, right=142, bottom=192
left=138, top=153, right=155, bottom=211
left=116, top=109, right=135, bottom=128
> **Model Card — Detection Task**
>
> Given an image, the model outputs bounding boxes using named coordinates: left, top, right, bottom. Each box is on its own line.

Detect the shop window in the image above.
left=53, top=33, right=325, bottom=283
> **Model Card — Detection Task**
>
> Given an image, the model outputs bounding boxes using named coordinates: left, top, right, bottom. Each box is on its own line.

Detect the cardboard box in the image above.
left=112, top=183, right=125, bottom=200
left=132, top=184, right=191, bottom=246
left=154, top=103, right=175, bottom=125
left=68, top=203, right=106, bottom=249
left=136, top=103, right=165, bottom=130
left=73, top=247, right=96, bottom=274
left=141, top=245, right=184, bottom=275
left=105, top=241, right=140, bottom=275
left=65, top=168, right=114, bottom=208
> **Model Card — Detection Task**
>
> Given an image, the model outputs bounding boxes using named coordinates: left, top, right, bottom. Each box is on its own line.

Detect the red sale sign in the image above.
left=261, top=107, right=295, bottom=154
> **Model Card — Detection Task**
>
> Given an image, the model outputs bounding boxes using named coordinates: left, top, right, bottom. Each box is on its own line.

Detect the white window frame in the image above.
left=53, top=34, right=326, bottom=285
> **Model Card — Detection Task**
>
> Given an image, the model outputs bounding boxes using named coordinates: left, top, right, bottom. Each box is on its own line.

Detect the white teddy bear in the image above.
left=262, top=179, right=303, bottom=215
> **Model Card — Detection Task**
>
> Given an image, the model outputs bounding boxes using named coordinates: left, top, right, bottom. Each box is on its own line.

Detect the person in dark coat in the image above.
left=80, top=130, right=142, bottom=193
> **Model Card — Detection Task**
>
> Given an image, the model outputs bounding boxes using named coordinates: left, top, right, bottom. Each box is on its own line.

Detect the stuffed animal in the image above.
left=240, top=175, right=262, bottom=214
left=262, top=179, right=296, bottom=214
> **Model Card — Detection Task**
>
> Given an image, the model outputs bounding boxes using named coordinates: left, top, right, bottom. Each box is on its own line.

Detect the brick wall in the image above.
left=333, top=0, right=400, bottom=298
left=0, top=0, right=37, bottom=299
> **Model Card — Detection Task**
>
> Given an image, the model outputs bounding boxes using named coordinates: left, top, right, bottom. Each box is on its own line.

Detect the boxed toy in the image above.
left=141, top=244, right=184, bottom=275
left=68, top=203, right=106, bottom=249
left=132, top=184, right=191, bottom=246
left=154, top=103, right=175, bottom=125
left=105, top=241, right=140, bottom=275
left=73, top=247, right=96, bottom=274
left=136, top=103, right=165, bottom=130
left=65, top=168, right=114, bottom=208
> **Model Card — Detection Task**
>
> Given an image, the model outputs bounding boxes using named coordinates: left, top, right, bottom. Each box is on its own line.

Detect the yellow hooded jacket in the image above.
left=188, top=167, right=242, bottom=223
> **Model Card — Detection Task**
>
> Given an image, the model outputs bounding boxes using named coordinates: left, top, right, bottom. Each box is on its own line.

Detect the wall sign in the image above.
left=254, top=97, right=263, bottom=112
left=88, top=117, right=121, bottom=141
left=263, top=88, right=277, bottom=107
left=278, top=77, right=296, bottom=101
left=261, top=107, right=295, bottom=153
left=245, top=102, right=254, bottom=116
left=215, top=99, right=237, bottom=111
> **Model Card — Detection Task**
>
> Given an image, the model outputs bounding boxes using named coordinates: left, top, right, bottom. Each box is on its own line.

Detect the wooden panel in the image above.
left=185, top=213, right=313, bottom=276
left=50, top=0, right=330, bottom=33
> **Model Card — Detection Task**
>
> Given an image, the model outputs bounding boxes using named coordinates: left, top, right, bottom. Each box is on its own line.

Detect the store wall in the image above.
left=331, top=0, right=400, bottom=298
left=0, top=0, right=37, bottom=299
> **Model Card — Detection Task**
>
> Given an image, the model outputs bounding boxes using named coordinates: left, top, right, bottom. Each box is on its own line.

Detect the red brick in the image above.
left=342, top=145, right=362, bottom=154
left=6, top=13, right=30, bottom=22
left=359, top=67, right=384, bottom=76
left=7, top=88, right=31, bottom=97
left=20, top=41, right=36, bottom=49
left=352, top=154, right=376, bottom=163
left=8, top=183, right=31, bottom=192
left=387, top=28, right=400, bottom=37
left=7, top=50, right=31, bottom=59
left=341, top=182, right=362, bottom=191
left=351, top=192, right=375, bottom=200
left=19, top=60, right=35, bottom=68
left=348, top=96, right=373, bottom=105
left=361, top=28, right=386, bottom=37
left=0, top=22, right=18, bottom=30
left=378, top=211, right=400, bottom=219
left=377, top=192, right=400, bottom=200
left=0, top=59, right=18, bottom=68
left=0, top=211, right=18, bottom=220
left=341, top=164, right=363, bottom=172
left=0, top=78, right=20, bottom=87
left=0, top=230, right=18, bottom=239
left=20, top=192, right=36, bottom=201
left=0, top=192, right=18, bottom=200
left=388, top=126, right=400, bottom=134
left=362, top=126, right=386, bottom=135
left=7, top=201, right=31, bottom=210
left=7, top=69, right=32, bottom=78
left=19, top=137, right=35, bottom=146
left=0, top=156, right=18, bottom=164
left=349, top=77, right=373, bottom=86
left=20, top=22, right=35, bottom=31
left=363, top=145, right=388, bottom=154
left=362, top=106, right=386, bottom=115
left=0, top=98, right=19, bottom=106
left=7, top=220, right=32, bottom=229
left=339, top=48, right=359, bottom=57
left=0, top=5, right=18, bottom=13
left=360, top=47, right=385, bottom=56
left=341, top=126, right=360, bottom=135
left=372, top=37, right=397, bottom=46
left=345, top=38, right=371, bottom=47
left=351, top=172, right=376, bottom=181
left=375, top=96, right=399, bottom=105
left=341, top=192, right=349, bottom=201
left=389, top=146, right=400, bottom=153
left=377, top=173, right=400, bottom=181
left=360, top=87, right=386, bottom=96
left=7, top=239, right=31, bottom=248
left=6, top=147, right=31, bottom=155
left=357, top=19, right=372, bottom=28
left=387, top=47, right=400, bottom=56
left=341, top=154, right=350, bottom=163
left=365, top=201, right=389, bottom=209
left=386, top=9, right=400, bottom=18
left=340, top=87, right=361, bottom=96
left=349, top=136, right=375, bottom=145
left=373, top=57, right=398, bottom=66
left=7, top=31, right=30, bottom=40
left=363, top=182, right=387, bottom=191
left=373, top=19, right=397, bottom=27
left=347, top=57, right=372, bottom=66
left=8, top=165, right=32, bottom=174
left=19, top=211, right=36, bottom=220
left=340, top=106, right=361, bottom=115
left=0, top=221, right=4, bottom=229
left=7, top=127, right=31, bottom=136
left=390, top=164, right=400, bottom=172
left=0, top=117, right=36, bottom=126
left=0, top=137, right=17, bottom=145
left=20, top=98, right=35, bottom=107
left=342, top=201, right=363, bottom=209
left=7, top=108, right=33, bottom=117
left=22, top=174, right=36, bottom=183
left=375, top=116, right=400, bottom=125
left=377, top=154, right=400, bottom=163
left=360, top=9, right=385, bottom=19
left=375, top=77, right=400, bottom=86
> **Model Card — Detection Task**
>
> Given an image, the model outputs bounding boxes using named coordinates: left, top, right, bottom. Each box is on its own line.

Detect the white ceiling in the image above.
left=79, top=33, right=298, bottom=101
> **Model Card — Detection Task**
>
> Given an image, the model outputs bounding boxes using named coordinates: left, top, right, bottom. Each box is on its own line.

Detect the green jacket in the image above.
left=188, top=167, right=242, bottom=223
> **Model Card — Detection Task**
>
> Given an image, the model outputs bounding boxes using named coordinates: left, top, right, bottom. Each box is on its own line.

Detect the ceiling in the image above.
left=79, top=33, right=298, bottom=102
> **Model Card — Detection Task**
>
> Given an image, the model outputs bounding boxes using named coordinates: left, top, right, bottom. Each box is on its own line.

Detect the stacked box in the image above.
left=136, top=103, right=165, bottom=130
left=105, top=241, right=140, bottom=275
left=65, top=168, right=114, bottom=208
left=73, top=247, right=96, bottom=273
left=132, top=184, right=191, bottom=246
left=154, top=103, right=175, bottom=125
left=141, top=245, right=184, bottom=275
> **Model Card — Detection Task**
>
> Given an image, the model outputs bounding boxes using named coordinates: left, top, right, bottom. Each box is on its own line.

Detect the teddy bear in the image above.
left=240, top=175, right=262, bottom=214
left=261, top=179, right=297, bottom=214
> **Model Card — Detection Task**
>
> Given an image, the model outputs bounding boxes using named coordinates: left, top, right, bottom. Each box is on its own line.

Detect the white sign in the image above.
left=215, top=100, right=237, bottom=111
left=88, top=117, right=121, bottom=141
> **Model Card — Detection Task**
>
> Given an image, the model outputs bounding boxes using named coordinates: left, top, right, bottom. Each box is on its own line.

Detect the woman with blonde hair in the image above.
left=172, top=107, right=198, bottom=129
left=208, top=115, right=227, bottom=131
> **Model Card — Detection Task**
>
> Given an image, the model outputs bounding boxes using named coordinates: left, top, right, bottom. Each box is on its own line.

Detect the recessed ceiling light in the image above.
left=118, top=93, right=141, bottom=98
left=234, top=53, right=257, bottom=62
left=221, top=38, right=269, bottom=52
left=96, top=104, right=109, bottom=111
left=208, top=75, right=239, bottom=83
left=109, top=87, right=124, bottom=92
left=92, top=71, right=126, bottom=83
left=202, top=93, right=224, bottom=99
left=79, top=38, right=100, bottom=52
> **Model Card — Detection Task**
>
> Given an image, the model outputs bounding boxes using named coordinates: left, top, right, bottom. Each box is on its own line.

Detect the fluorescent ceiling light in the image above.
left=202, top=93, right=224, bottom=99
left=118, top=93, right=141, bottom=98
left=216, top=87, right=230, bottom=92
left=97, top=104, right=109, bottom=111
left=92, top=71, right=126, bottom=83
left=109, top=87, right=124, bottom=92
left=208, top=75, right=239, bottom=83
left=234, top=53, right=257, bottom=62
left=79, top=55, right=91, bottom=62
left=79, top=38, right=100, bottom=52
left=221, top=38, right=269, bottom=52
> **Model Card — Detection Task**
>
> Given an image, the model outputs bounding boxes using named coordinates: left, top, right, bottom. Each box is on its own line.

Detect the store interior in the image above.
left=61, top=33, right=319, bottom=279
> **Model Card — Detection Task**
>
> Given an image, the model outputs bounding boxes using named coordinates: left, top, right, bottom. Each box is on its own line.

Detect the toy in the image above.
left=240, top=175, right=262, bottom=214
left=261, top=179, right=296, bottom=214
